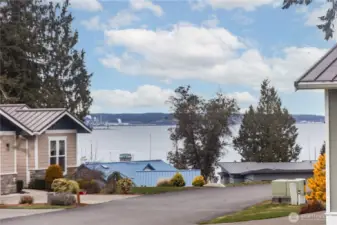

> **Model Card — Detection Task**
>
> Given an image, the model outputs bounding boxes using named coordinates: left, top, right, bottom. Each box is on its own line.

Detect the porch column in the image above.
left=326, top=89, right=337, bottom=224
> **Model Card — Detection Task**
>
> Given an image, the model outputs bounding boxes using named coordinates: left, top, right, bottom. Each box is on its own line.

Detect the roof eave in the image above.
left=296, top=82, right=337, bottom=90
left=0, top=109, right=34, bottom=136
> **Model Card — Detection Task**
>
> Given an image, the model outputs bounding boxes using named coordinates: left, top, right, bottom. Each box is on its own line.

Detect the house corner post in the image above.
left=326, top=89, right=337, bottom=225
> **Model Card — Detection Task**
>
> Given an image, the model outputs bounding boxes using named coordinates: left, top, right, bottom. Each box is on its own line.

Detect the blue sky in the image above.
left=62, top=0, right=336, bottom=115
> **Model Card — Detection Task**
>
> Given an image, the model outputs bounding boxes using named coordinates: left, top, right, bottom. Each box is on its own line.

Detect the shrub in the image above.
left=117, top=178, right=133, bottom=194
left=45, top=164, right=63, bottom=189
left=47, top=192, right=76, bottom=206
left=28, top=179, right=46, bottom=190
left=306, top=153, right=326, bottom=203
left=192, top=175, right=206, bottom=187
left=105, top=172, right=122, bottom=194
left=19, top=195, right=34, bottom=204
left=156, top=178, right=172, bottom=187
left=299, top=200, right=325, bottom=214
left=16, top=180, right=24, bottom=193
left=52, top=179, right=80, bottom=194
left=77, top=179, right=101, bottom=194
left=68, top=180, right=80, bottom=193
left=170, top=173, right=185, bottom=187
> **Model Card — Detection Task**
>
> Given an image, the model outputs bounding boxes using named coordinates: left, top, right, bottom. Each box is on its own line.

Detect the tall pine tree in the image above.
left=233, top=79, right=301, bottom=162
left=0, top=0, right=92, bottom=118
left=0, top=0, right=45, bottom=106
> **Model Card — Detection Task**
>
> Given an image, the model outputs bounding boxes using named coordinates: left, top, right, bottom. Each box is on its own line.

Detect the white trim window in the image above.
left=48, top=136, right=67, bottom=173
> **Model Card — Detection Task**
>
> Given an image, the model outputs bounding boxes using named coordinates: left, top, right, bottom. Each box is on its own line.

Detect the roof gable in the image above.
left=295, top=44, right=337, bottom=89
left=0, top=104, right=91, bottom=135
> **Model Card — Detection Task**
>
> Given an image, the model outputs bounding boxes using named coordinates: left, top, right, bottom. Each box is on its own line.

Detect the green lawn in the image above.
left=0, top=204, right=87, bottom=210
left=225, top=181, right=272, bottom=187
left=130, top=186, right=201, bottom=195
left=202, top=200, right=303, bottom=224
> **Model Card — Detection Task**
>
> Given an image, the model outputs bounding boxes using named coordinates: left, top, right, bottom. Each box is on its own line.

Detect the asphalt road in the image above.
left=0, top=185, right=271, bottom=225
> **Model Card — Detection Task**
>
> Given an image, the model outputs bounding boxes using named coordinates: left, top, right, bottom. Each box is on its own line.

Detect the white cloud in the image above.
left=81, top=11, right=139, bottom=31
left=109, top=11, right=140, bottom=29
left=100, top=23, right=327, bottom=92
left=190, top=0, right=277, bottom=11
left=81, top=0, right=161, bottom=31
left=91, top=85, right=174, bottom=112
left=50, top=0, right=102, bottom=12
left=305, top=4, right=328, bottom=26
left=81, top=16, right=106, bottom=31
left=202, top=15, right=220, bottom=28
left=91, top=85, right=256, bottom=112
left=130, top=0, right=163, bottom=16
left=227, top=92, right=256, bottom=104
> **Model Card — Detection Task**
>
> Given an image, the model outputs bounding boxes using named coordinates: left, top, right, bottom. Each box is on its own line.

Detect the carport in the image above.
left=294, top=44, right=337, bottom=225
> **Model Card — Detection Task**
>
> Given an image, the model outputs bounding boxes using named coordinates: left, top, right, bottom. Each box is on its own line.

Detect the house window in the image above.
left=49, top=137, right=67, bottom=173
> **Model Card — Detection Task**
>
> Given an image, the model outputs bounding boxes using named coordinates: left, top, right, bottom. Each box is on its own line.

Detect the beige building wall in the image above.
left=0, top=135, right=16, bottom=174
left=38, top=133, right=77, bottom=170
left=28, top=137, right=35, bottom=170
left=16, top=137, right=27, bottom=185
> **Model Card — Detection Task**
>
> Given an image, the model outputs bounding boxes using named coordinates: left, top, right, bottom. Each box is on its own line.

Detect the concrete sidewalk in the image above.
left=0, top=189, right=138, bottom=204
left=218, top=212, right=325, bottom=225
left=0, top=209, right=63, bottom=220
left=0, top=189, right=139, bottom=221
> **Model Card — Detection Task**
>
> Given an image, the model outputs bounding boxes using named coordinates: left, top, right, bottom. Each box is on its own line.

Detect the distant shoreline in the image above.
left=90, top=113, right=325, bottom=127
left=92, top=121, right=324, bottom=129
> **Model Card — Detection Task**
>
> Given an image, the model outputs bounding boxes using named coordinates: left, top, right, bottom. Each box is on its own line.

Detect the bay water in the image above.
left=77, top=124, right=325, bottom=164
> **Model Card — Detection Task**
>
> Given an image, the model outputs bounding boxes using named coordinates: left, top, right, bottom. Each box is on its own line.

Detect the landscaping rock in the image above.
left=204, top=183, right=226, bottom=188
left=47, top=192, right=76, bottom=206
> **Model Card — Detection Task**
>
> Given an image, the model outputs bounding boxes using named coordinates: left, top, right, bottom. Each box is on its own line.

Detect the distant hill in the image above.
left=91, top=113, right=324, bottom=125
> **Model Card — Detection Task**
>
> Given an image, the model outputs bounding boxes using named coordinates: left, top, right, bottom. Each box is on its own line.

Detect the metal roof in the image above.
left=0, top=104, right=91, bottom=135
left=218, top=161, right=316, bottom=175
left=295, top=44, right=337, bottom=89
left=85, top=160, right=177, bottom=180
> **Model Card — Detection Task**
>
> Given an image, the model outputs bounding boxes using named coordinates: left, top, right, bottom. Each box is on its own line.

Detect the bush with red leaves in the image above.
left=299, top=200, right=325, bottom=214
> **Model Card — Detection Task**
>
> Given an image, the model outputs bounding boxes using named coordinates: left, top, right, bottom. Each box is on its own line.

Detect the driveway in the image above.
left=0, top=185, right=271, bottom=225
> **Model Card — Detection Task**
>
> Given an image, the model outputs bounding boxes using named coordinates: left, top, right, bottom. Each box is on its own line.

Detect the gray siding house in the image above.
left=218, top=161, right=316, bottom=184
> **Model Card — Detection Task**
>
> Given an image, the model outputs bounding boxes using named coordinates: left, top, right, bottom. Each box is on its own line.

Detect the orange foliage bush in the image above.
left=306, top=153, right=326, bottom=203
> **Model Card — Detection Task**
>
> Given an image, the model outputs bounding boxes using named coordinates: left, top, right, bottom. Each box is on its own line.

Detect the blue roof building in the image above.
left=84, top=159, right=177, bottom=181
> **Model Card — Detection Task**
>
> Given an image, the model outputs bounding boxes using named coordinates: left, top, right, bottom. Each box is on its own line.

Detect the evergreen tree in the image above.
left=320, top=142, right=326, bottom=155
left=282, top=1, right=336, bottom=40
left=233, top=79, right=301, bottom=162
left=0, top=0, right=92, bottom=118
left=233, top=106, right=261, bottom=162
left=0, top=0, right=46, bottom=105
left=167, top=86, right=239, bottom=180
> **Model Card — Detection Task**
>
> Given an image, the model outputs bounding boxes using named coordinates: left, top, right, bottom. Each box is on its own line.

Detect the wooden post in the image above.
left=77, top=192, right=80, bottom=205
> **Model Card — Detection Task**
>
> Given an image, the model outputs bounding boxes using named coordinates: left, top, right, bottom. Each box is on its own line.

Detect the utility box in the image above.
left=272, top=179, right=288, bottom=197
left=272, top=179, right=306, bottom=204
left=272, top=179, right=291, bottom=204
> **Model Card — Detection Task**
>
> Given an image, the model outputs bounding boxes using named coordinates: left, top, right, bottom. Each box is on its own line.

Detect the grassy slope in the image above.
left=203, top=200, right=303, bottom=224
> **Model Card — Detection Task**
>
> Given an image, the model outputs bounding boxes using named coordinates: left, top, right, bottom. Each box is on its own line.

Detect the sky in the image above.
left=59, top=0, right=336, bottom=115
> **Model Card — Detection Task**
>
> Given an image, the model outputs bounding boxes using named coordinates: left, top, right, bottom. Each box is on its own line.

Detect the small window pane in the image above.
left=59, top=140, right=65, bottom=156
left=50, top=157, right=56, bottom=165
left=50, top=141, right=56, bottom=156
left=59, top=156, right=65, bottom=172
